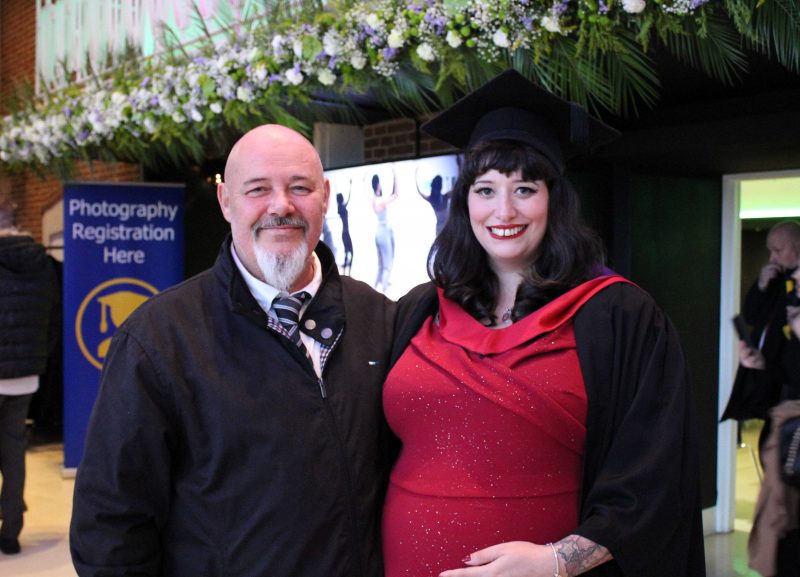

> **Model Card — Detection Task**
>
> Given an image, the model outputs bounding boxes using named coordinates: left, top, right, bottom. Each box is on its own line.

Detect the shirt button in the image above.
left=304, top=319, right=317, bottom=330
left=320, top=327, right=333, bottom=339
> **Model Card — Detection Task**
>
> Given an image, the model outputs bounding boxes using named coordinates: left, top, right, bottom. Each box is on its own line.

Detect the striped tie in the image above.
left=273, top=291, right=310, bottom=351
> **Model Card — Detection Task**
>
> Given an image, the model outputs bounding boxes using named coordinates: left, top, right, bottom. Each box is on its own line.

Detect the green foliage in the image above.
left=3, top=0, right=800, bottom=176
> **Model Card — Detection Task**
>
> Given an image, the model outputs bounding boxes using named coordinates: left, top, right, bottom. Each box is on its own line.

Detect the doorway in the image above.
left=716, top=170, right=800, bottom=533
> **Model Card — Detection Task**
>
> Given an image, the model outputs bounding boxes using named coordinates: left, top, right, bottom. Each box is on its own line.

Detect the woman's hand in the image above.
left=438, top=535, right=612, bottom=577
left=738, top=340, right=766, bottom=370
left=438, top=541, right=558, bottom=577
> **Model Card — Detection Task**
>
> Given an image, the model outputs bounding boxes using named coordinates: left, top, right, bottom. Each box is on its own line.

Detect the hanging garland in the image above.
left=0, top=0, right=797, bottom=175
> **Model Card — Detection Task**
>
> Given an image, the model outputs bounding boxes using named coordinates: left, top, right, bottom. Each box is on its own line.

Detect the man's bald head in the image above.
left=217, top=124, right=330, bottom=290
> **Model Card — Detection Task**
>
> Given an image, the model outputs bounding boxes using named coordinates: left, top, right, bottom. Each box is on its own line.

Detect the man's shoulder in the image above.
left=120, top=268, right=217, bottom=332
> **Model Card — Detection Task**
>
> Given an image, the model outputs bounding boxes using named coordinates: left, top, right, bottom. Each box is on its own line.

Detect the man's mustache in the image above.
left=252, top=216, right=308, bottom=233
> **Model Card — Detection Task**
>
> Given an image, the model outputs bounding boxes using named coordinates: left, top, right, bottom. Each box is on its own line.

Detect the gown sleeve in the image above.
left=572, top=282, right=705, bottom=577
left=69, top=326, right=177, bottom=577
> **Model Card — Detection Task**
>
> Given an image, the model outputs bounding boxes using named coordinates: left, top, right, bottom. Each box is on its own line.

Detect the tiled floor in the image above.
left=0, top=422, right=767, bottom=576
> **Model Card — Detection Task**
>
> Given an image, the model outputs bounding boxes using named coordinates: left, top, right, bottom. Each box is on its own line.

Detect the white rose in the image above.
left=318, top=69, right=336, bottom=86
left=252, top=64, right=268, bottom=84
left=190, top=109, right=204, bottom=122
left=446, top=30, right=463, bottom=48
left=143, top=117, right=157, bottom=134
left=293, top=39, right=303, bottom=58
left=350, top=53, right=367, bottom=70
left=416, top=42, right=436, bottom=62
left=111, top=92, right=127, bottom=106
left=366, top=14, right=381, bottom=29
left=541, top=15, right=561, bottom=33
left=492, top=29, right=509, bottom=48
left=210, top=102, right=223, bottom=114
left=323, top=30, right=341, bottom=56
left=387, top=29, right=404, bottom=49
left=622, top=0, right=646, bottom=13
left=285, top=68, right=304, bottom=85
left=236, top=86, right=253, bottom=102
left=171, top=111, right=186, bottom=124
left=272, top=35, right=284, bottom=56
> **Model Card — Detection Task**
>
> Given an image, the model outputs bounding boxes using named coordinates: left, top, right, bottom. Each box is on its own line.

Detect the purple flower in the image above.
left=383, top=47, right=398, bottom=60
left=554, top=1, right=569, bottom=15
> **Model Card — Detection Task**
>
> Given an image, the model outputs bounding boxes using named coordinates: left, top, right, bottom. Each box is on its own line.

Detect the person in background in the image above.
left=0, top=196, right=58, bottom=555
left=371, top=168, right=399, bottom=293
left=337, top=180, right=354, bottom=275
left=70, top=125, right=397, bottom=577
left=386, top=70, right=705, bottom=577
left=746, top=259, right=800, bottom=577
left=415, top=169, right=451, bottom=236
left=723, top=220, right=800, bottom=436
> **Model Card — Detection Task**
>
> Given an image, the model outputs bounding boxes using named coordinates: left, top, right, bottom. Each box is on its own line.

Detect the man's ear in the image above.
left=217, top=183, right=232, bottom=223
left=322, top=178, right=331, bottom=214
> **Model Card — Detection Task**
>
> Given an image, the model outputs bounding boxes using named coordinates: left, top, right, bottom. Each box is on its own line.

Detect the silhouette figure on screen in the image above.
left=416, top=169, right=451, bottom=236
left=336, top=181, right=353, bottom=276
left=371, top=170, right=398, bottom=293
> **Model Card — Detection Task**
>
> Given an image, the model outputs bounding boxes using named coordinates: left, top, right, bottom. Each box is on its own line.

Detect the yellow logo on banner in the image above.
left=75, top=277, right=159, bottom=370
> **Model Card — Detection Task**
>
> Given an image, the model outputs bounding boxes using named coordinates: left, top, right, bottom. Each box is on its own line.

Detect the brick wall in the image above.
left=0, top=0, right=141, bottom=243
left=4, top=162, right=140, bottom=241
left=0, top=0, right=36, bottom=112
left=364, top=116, right=457, bottom=164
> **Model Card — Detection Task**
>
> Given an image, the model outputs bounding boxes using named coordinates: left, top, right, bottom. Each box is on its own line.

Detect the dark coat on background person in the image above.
left=392, top=281, right=706, bottom=577
left=0, top=233, right=58, bottom=379
left=70, top=237, right=397, bottom=577
left=723, top=273, right=795, bottom=421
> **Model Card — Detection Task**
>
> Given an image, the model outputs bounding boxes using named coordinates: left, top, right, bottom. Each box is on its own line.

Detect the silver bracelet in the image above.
left=547, top=542, right=561, bottom=577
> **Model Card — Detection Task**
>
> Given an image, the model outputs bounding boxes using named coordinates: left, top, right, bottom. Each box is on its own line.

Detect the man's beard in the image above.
left=252, top=216, right=311, bottom=291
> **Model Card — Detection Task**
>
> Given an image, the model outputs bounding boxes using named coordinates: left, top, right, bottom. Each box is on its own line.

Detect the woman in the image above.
left=372, top=169, right=399, bottom=292
left=384, top=70, right=705, bottom=577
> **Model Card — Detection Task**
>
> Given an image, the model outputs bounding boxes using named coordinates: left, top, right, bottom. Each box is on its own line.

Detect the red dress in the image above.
left=382, top=278, right=621, bottom=577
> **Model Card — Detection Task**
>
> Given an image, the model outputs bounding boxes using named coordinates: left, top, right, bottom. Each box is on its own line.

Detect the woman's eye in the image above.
left=473, top=187, right=494, bottom=197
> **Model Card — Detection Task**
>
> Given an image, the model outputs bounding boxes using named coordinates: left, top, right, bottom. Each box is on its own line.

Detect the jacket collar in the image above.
left=215, top=234, right=344, bottom=347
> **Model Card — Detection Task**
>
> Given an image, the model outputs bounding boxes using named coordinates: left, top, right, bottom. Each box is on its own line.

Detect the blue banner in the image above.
left=63, top=182, right=184, bottom=470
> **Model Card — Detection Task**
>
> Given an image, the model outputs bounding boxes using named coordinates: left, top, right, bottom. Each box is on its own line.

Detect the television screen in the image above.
left=324, top=154, right=460, bottom=300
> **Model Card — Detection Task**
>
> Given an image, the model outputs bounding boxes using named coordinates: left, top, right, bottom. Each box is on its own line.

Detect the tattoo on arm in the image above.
left=554, top=534, right=613, bottom=576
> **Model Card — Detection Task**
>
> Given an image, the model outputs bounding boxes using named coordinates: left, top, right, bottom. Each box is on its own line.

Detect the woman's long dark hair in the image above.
left=429, top=140, right=605, bottom=324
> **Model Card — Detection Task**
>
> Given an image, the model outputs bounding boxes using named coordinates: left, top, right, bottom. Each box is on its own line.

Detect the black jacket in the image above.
left=723, top=273, right=796, bottom=421
left=0, top=232, right=58, bottom=379
left=392, top=281, right=705, bottom=577
left=70, top=238, right=397, bottom=577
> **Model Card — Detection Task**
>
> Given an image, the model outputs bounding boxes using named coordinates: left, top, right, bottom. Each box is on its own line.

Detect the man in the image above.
left=70, top=125, right=397, bottom=577
left=0, top=197, right=58, bottom=555
left=723, top=221, right=800, bottom=427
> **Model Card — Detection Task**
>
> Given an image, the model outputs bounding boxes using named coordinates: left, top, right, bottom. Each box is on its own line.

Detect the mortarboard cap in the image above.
left=421, top=69, right=620, bottom=172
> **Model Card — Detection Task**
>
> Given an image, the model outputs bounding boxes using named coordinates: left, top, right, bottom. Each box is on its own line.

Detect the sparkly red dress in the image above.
left=382, top=278, right=622, bottom=577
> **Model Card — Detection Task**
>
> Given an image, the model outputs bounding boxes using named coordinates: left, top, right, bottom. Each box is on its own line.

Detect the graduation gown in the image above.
left=391, top=280, right=705, bottom=577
